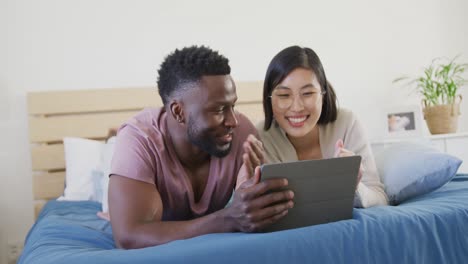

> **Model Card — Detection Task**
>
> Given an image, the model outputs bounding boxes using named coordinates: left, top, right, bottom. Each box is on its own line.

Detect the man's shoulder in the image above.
left=234, top=111, right=257, bottom=134
left=127, top=107, right=163, bottom=125
left=117, top=107, right=166, bottom=144
left=120, top=107, right=163, bottom=131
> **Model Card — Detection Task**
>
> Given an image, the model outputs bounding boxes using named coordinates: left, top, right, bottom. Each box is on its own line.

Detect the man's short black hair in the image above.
left=157, top=46, right=231, bottom=105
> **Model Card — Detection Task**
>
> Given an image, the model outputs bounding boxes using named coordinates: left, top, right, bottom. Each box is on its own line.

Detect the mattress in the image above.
left=19, top=175, right=468, bottom=264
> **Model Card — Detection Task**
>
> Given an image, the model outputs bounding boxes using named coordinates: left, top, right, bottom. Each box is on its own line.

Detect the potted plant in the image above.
left=393, top=56, right=468, bottom=134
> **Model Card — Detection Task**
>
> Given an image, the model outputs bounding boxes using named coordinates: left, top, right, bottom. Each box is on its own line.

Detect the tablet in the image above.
left=260, top=156, right=361, bottom=232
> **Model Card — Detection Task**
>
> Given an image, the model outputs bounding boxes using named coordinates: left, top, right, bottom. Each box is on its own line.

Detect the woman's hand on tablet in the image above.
left=334, top=139, right=363, bottom=190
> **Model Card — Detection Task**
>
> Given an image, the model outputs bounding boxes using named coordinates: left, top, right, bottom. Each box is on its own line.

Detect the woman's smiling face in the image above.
left=271, top=68, right=324, bottom=138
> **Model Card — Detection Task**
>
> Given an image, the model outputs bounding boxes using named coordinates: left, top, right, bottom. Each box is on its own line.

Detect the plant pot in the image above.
left=423, top=95, right=462, bottom=135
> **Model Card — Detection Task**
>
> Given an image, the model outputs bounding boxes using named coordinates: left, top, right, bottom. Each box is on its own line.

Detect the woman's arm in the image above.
left=341, top=114, right=388, bottom=208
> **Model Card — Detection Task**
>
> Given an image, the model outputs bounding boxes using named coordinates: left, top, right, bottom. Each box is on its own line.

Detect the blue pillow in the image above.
left=374, top=142, right=462, bottom=205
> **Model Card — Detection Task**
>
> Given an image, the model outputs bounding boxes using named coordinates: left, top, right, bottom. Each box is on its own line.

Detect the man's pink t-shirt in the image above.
left=110, top=108, right=257, bottom=221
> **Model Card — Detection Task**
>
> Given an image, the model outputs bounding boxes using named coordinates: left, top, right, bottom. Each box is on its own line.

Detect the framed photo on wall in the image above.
left=384, top=105, right=423, bottom=138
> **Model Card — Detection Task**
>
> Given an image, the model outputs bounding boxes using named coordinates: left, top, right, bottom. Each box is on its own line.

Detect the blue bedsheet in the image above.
left=20, top=175, right=468, bottom=264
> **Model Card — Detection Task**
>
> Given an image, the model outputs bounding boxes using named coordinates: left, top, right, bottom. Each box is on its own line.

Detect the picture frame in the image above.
left=384, top=105, right=423, bottom=138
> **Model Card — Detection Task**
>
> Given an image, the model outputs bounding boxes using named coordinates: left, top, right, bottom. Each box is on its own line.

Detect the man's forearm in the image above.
left=117, top=208, right=234, bottom=249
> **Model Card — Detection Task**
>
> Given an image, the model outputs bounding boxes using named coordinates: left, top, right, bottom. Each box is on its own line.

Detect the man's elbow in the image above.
left=115, top=234, right=138, bottom=249
left=114, top=231, right=148, bottom=249
left=114, top=229, right=165, bottom=249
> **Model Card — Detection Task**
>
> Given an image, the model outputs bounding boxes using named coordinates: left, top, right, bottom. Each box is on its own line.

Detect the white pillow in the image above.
left=58, top=137, right=105, bottom=201
left=374, top=142, right=462, bottom=205
left=98, top=136, right=116, bottom=212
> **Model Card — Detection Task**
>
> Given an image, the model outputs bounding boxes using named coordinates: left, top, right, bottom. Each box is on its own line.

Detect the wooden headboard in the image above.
left=27, top=82, right=264, bottom=217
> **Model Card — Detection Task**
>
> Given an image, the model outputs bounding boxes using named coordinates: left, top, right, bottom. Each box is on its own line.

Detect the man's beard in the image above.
left=187, top=116, right=232, bottom=158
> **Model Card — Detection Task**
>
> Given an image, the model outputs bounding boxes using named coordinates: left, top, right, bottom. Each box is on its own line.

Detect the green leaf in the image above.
left=393, top=55, right=467, bottom=105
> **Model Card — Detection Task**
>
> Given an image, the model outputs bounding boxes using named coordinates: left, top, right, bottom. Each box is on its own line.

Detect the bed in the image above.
left=19, top=175, right=468, bottom=263
left=21, top=84, right=468, bottom=263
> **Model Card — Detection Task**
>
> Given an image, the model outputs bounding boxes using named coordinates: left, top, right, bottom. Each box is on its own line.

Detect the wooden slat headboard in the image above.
left=28, top=82, right=264, bottom=217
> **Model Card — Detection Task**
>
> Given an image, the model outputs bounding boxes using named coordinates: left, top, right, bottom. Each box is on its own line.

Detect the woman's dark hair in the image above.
left=263, top=46, right=337, bottom=130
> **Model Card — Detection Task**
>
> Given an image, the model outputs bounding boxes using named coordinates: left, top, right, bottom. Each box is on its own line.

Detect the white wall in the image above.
left=2, top=0, right=468, bottom=262
left=440, top=0, right=468, bottom=134
left=2, top=0, right=10, bottom=262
